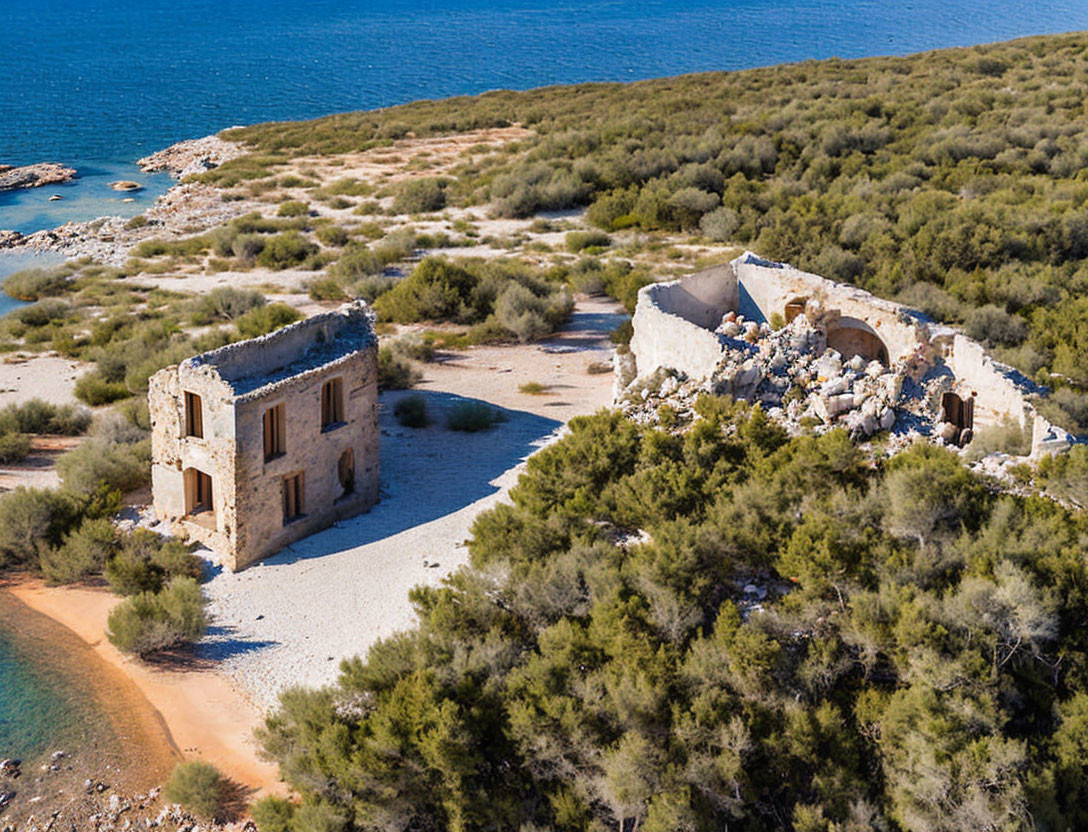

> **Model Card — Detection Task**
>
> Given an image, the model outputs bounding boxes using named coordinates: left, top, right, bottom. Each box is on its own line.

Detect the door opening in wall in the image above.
left=338, top=448, right=355, bottom=498
left=184, top=468, right=214, bottom=516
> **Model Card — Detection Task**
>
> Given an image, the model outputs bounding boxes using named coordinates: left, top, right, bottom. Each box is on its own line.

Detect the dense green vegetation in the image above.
left=163, top=761, right=230, bottom=821
left=221, top=32, right=1088, bottom=428
left=258, top=402, right=1088, bottom=831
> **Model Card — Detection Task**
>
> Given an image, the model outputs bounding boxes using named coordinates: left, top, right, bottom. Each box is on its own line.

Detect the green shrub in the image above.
left=291, top=804, right=346, bottom=832
left=308, top=277, right=347, bottom=302
left=0, top=431, right=30, bottom=463
left=328, top=242, right=383, bottom=281
left=256, top=232, right=320, bottom=270
left=40, top=517, right=117, bottom=584
left=190, top=288, right=266, bottom=324
left=16, top=298, right=69, bottom=327
left=250, top=796, right=296, bottom=832
left=518, top=381, right=549, bottom=395
left=393, top=394, right=429, bottom=427
left=446, top=401, right=505, bottom=432
left=125, top=215, right=149, bottom=230
left=231, top=233, right=267, bottom=263
left=236, top=303, right=304, bottom=339
left=965, top=304, right=1028, bottom=346
left=494, top=283, right=552, bottom=342
left=699, top=206, right=740, bottom=242
left=565, top=230, right=611, bottom=252
left=377, top=347, right=420, bottom=390
left=106, top=576, right=207, bottom=656
left=56, top=437, right=150, bottom=495
left=0, top=487, right=79, bottom=567
left=315, top=225, right=349, bottom=247
left=392, top=178, right=447, bottom=214
left=374, top=258, right=476, bottom=323
left=277, top=200, right=310, bottom=218
left=3, top=266, right=72, bottom=301
left=75, top=372, right=131, bottom=406
left=105, top=529, right=202, bottom=596
left=163, top=760, right=227, bottom=820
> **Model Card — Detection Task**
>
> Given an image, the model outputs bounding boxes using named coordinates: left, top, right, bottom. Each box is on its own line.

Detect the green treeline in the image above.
left=256, top=402, right=1088, bottom=831
left=222, top=32, right=1088, bottom=425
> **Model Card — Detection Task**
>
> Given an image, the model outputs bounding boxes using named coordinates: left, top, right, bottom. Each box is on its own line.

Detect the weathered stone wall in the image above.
left=629, top=265, right=737, bottom=382
left=149, top=365, right=237, bottom=557
left=231, top=349, right=380, bottom=569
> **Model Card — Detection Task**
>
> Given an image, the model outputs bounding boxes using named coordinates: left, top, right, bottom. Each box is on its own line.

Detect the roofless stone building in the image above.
left=149, top=302, right=380, bottom=571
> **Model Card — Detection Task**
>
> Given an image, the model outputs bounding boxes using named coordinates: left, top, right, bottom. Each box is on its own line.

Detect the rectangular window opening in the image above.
left=184, top=391, right=204, bottom=438
left=263, top=404, right=286, bottom=461
left=283, top=473, right=304, bottom=524
left=321, top=378, right=344, bottom=430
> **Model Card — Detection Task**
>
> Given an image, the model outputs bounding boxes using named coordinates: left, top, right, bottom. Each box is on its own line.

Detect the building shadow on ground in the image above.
left=260, top=390, right=562, bottom=565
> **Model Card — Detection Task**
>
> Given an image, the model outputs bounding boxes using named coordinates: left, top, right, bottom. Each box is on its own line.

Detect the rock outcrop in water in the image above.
left=0, top=163, right=77, bottom=191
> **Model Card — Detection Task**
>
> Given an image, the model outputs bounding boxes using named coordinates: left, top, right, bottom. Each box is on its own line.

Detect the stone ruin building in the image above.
left=149, top=301, right=380, bottom=571
left=617, top=252, right=1075, bottom=458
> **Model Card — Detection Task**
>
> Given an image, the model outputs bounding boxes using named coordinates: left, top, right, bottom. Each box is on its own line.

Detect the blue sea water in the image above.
left=3, top=0, right=1088, bottom=236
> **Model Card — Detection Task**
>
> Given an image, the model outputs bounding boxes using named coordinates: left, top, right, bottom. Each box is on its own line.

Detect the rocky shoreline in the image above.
left=0, top=135, right=250, bottom=267
left=0, top=164, right=77, bottom=192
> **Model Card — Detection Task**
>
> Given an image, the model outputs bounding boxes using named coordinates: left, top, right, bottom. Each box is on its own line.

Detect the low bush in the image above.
left=393, top=394, right=429, bottom=427
left=377, top=347, right=420, bottom=390
left=308, top=278, right=348, bottom=302
left=392, top=178, right=447, bottom=214
left=250, top=796, right=296, bottom=832
left=327, top=242, right=384, bottom=281
left=518, top=381, right=549, bottom=395
left=565, top=230, right=611, bottom=252
left=106, top=576, right=207, bottom=656
left=40, top=517, right=117, bottom=585
left=699, top=206, right=740, bottom=242
left=3, top=266, right=73, bottom=300
left=163, top=761, right=227, bottom=820
left=57, top=437, right=150, bottom=495
left=965, top=304, right=1027, bottom=346
left=256, top=232, right=320, bottom=270
left=0, top=431, right=30, bottom=463
left=315, top=225, right=349, bottom=247
left=231, top=233, right=267, bottom=263
left=277, top=200, right=310, bottom=218
left=236, top=303, right=303, bottom=339
left=15, top=298, right=70, bottom=327
left=446, top=401, right=505, bottom=432
left=0, top=399, right=91, bottom=435
left=0, top=487, right=80, bottom=568
left=75, top=372, right=131, bottom=406
left=124, top=214, right=149, bottom=230
left=190, top=287, right=266, bottom=324
left=494, top=283, right=565, bottom=343
left=105, top=529, right=202, bottom=596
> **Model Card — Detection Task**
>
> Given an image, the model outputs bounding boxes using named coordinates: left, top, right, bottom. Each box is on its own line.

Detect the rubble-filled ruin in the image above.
left=149, top=301, right=380, bottom=571
left=616, top=252, right=1075, bottom=458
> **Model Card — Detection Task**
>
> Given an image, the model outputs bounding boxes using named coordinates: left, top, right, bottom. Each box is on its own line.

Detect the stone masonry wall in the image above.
left=231, top=349, right=380, bottom=569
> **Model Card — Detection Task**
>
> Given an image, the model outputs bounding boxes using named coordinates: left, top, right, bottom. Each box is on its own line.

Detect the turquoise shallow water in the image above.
left=3, top=0, right=1088, bottom=235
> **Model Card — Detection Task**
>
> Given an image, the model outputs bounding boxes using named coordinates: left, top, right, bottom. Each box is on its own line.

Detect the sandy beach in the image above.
left=7, top=579, right=282, bottom=795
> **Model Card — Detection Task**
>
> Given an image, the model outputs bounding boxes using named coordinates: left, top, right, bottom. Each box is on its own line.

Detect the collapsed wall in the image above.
left=618, top=252, right=1074, bottom=459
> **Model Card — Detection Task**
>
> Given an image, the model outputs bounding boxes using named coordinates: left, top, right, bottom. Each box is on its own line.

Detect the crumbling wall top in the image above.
left=182, top=301, right=377, bottom=400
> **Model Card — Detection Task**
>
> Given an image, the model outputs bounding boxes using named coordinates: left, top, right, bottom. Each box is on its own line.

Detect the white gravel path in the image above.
left=200, top=390, right=565, bottom=710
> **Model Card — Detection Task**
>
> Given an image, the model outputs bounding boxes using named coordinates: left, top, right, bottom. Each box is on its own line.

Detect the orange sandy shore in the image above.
left=7, top=577, right=282, bottom=795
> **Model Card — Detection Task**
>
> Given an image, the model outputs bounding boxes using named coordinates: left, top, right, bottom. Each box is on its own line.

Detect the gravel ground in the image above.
left=200, top=390, right=565, bottom=710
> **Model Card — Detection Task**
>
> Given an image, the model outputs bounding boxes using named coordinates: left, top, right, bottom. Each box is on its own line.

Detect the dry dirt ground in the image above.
left=199, top=295, right=626, bottom=709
